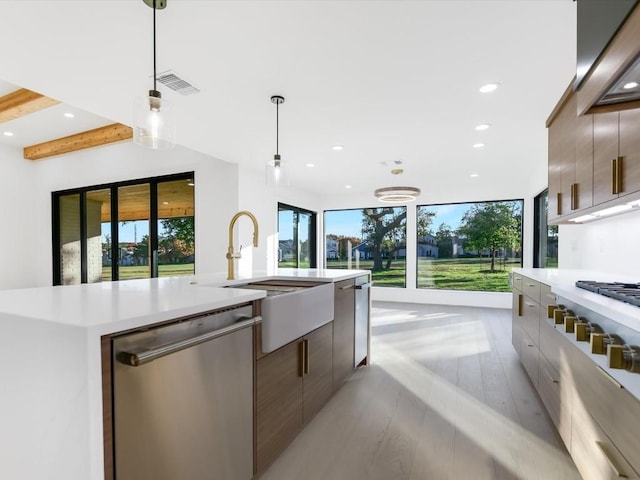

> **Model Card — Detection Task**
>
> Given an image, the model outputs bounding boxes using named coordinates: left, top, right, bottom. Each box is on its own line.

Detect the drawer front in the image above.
left=570, top=345, right=640, bottom=475
left=521, top=297, right=540, bottom=347
left=539, top=317, right=565, bottom=374
left=572, top=400, right=640, bottom=480
left=520, top=330, right=539, bottom=387
left=540, top=283, right=555, bottom=310
left=522, top=277, right=541, bottom=303
left=538, top=355, right=571, bottom=446
left=512, top=273, right=523, bottom=292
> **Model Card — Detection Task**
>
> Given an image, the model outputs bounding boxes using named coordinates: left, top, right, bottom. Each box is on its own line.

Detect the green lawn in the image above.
left=102, top=263, right=195, bottom=281
left=322, top=257, right=520, bottom=292
left=417, top=257, right=519, bottom=292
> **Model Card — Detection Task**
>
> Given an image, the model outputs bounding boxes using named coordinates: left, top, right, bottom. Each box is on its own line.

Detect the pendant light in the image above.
left=266, top=95, right=289, bottom=187
left=374, top=168, right=421, bottom=203
left=133, top=0, right=176, bottom=149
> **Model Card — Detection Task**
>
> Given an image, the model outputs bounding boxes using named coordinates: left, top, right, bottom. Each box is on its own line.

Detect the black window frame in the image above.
left=52, top=171, right=194, bottom=285
left=277, top=203, right=318, bottom=269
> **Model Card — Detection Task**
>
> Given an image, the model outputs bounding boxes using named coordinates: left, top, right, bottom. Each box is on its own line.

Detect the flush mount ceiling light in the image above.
left=374, top=168, right=421, bottom=203
left=133, top=0, right=176, bottom=149
left=266, top=95, right=289, bottom=187
left=479, top=82, right=500, bottom=93
left=475, top=123, right=491, bottom=131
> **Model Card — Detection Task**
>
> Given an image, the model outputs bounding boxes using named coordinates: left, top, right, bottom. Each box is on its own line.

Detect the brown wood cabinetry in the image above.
left=593, top=109, right=640, bottom=206
left=512, top=272, right=640, bottom=480
left=255, top=322, right=334, bottom=474
left=333, top=278, right=355, bottom=390
left=548, top=89, right=593, bottom=221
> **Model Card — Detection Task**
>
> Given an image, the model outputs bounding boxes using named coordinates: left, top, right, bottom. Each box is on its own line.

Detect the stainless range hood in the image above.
left=594, top=52, right=640, bottom=106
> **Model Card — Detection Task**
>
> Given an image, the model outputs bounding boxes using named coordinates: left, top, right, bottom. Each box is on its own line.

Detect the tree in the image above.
left=417, top=209, right=436, bottom=238
left=160, top=217, right=195, bottom=255
left=435, top=223, right=454, bottom=258
left=457, top=202, right=521, bottom=272
left=361, top=208, right=406, bottom=271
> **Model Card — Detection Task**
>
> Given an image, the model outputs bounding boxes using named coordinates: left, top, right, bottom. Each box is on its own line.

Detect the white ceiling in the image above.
left=0, top=0, right=576, bottom=197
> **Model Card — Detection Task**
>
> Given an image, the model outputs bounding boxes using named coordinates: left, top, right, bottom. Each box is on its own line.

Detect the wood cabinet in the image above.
left=255, top=322, right=334, bottom=474
left=512, top=272, right=640, bottom=480
left=548, top=89, right=593, bottom=222
left=593, top=109, right=640, bottom=206
left=333, top=278, right=355, bottom=390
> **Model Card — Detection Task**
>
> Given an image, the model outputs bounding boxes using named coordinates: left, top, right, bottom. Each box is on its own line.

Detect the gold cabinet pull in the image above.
left=303, top=339, right=310, bottom=375
left=298, top=340, right=306, bottom=377
left=612, top=157, right=623, bottom=195
left=570, top=183, right=578, bottom=210
left=517, top=294, right=523, bottom=317
left=596, top=441, right=628, bottom=478
left=547, top=305, right=556, bottom=319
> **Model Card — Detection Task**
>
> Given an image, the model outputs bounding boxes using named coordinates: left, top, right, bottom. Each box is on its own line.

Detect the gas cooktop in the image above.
left=576, top=280, right=640, bottom=307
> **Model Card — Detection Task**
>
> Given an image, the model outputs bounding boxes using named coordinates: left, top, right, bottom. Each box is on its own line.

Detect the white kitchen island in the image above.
left=0, top=268, right=368, bottom=480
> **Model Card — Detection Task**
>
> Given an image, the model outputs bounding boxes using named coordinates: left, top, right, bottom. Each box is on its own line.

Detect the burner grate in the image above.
left=576, top=280, right=640, bottom=307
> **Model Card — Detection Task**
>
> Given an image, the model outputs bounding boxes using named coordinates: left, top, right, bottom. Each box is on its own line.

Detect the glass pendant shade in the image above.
left=133, top=90, right=175, bottom=149
left=266, top=154, right=290, bottom=187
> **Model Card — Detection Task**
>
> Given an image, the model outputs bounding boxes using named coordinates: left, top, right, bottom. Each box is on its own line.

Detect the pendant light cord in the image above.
left=276, top=100, right=279, bottom=156
left=153, top=0, right=157, bottom=92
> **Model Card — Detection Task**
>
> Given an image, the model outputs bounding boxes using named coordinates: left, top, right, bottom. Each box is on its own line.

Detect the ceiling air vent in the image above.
left=155, top=70, right=200, bottom=96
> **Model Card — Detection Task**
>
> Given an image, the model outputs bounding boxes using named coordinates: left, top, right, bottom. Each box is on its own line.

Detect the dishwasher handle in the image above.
left=354, top=282, right=372, bottom=290
left=117, top=316, right=261, bottom=367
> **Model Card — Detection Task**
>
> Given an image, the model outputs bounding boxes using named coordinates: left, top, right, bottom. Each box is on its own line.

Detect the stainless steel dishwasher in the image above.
left=112, top=304, right=257, bottom=480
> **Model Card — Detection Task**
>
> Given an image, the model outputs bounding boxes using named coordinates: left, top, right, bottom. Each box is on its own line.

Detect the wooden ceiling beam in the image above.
left=0, top=88, right=60, bottom=123
left=24, top=123, right=133, bottom=160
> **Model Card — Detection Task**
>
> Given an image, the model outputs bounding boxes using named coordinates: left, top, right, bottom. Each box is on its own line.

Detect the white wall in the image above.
left=558, top=208, right=640, bottom=276
left=28, top=142, right=239, bottom=287
left=0, top=144, right=37, bottom=289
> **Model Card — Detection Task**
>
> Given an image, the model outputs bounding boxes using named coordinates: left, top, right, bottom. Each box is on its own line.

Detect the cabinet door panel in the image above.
left=333, top=279, right=355, bottom=390
left=256, top=341, right=303, bottom=473
left=593, top=112, right=620, bottom=205
left=302, top=322, right=334, bottom=425
left=560, top=99, right=577, bottom=216
left=576, top=114, right=594, bottom=210
left=619, top=108, right=640, bottom=197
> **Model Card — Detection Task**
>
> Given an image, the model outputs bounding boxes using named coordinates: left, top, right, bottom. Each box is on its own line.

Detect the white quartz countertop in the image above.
left=0, top=268, right=370, bottom=335
left=513, top=268, right=640, bottom=332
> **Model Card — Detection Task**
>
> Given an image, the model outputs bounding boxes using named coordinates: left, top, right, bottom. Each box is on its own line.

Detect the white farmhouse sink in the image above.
left=231, top=281, right=335, bottom=353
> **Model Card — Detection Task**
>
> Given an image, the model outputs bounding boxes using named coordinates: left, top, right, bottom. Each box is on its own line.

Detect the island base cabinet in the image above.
left=571, top=400, right=640, bottom=480
left=255, top=322, right=334, bottom=475
left=333, top=278, right=355, bottom=390
left=255, top=340, right=303, bottom=474
left=302, top=322, right=334, bottom=425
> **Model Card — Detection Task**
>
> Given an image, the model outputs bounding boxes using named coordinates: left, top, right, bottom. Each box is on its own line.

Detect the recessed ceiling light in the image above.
left=162, top=201, right=169, bottom=205
left=470, top=173, right=479, bottom=178
left=187, top=182, right=195, bottom=187
left=475, top=124, right=491, bottom=131
left=345, top=185, right=352, bottom=189
left=332, top=145, right=344, bottom=151
left=623, top=81, right=639, bottom=90
left=479, top=83, right=500, bottom=93
left=306, top=163, right=315, bottom=168
left=64, top=112, right=75, bottom=118
left=3, top=131, right=14, bottom=137
left=473, top=143, right=485, bottom=148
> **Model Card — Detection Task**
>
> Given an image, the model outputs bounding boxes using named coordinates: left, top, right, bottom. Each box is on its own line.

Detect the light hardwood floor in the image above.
left=259, top=302, right=581, bottom=480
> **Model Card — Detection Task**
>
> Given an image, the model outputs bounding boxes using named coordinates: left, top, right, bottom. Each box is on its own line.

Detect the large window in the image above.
left=416, top=200, right=523, bottom=292
left=534, top=189, right=558, bottom=268
left=324, top=207, right=406, bottom=288
left=53, top=172, right=194, bottom=285
left=278, top=203, right=317, bottom=268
